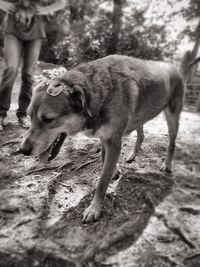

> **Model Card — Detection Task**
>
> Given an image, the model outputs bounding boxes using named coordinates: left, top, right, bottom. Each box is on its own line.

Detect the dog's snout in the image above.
left=20, top=140, right=33, bottom=156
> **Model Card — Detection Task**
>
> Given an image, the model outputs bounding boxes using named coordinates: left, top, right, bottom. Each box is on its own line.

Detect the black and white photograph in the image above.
left=0, top=0, right=200, bottom=266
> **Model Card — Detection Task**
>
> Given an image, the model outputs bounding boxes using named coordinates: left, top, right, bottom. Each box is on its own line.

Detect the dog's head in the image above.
left=20, top=72, right=92, bottom=163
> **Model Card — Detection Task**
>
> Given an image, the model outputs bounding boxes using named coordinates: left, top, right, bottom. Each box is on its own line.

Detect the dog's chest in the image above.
left=84, top=124, right=114, bottom=140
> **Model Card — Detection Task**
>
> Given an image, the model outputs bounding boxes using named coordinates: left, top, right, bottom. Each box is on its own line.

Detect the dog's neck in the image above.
left=84, top=115, right=96, bottom=132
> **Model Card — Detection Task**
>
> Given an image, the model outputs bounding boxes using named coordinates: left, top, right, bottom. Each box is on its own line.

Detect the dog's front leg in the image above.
left=82, top=137, right=122, bottom=222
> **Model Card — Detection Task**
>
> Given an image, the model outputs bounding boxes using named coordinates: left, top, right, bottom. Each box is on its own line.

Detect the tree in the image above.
left=106, top=0, right=125, bottom=55
left=180, top=0, right=200, bottom=111
left=48, top=0, right=182, bottom=67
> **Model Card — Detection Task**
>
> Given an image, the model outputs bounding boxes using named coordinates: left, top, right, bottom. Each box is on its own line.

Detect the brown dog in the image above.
left=20, top=55, right=184, bottom=222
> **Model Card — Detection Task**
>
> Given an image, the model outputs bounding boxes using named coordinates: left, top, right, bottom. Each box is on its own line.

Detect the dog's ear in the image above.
left=70, top=85, right=92, bottom=117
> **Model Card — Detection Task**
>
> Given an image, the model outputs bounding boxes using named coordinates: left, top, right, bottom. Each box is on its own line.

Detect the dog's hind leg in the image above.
left=160, top=91, right=183, bottom=172
left=125, top=126, right=144, bottom=163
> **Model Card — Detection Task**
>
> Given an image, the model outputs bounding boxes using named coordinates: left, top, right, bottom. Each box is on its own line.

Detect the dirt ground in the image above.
left=0, top=59, right=200, bottom=267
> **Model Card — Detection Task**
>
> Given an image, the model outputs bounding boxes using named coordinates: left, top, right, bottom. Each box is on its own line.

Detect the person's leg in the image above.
left=0, top=34, right=22, bottom=129
left=17, top=39, right=42, bottom=127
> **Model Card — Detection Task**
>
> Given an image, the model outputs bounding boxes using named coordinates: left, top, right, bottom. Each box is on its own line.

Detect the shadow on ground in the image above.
left=0, top=123, right=175, bottom=266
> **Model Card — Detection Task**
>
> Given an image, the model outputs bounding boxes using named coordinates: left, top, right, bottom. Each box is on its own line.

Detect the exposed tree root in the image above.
left=7, top=245, right=81, bottom=267
left=25, top=155, right=99, bottom=177
left=184, top=251, right=200, bottom=261
left=182, top=183, right=200, bottom=191
left=81, top=212, right=151, bottom=264
left=74, top=156, right=100, bottom=172
left=159, top=254, right=185, bottom=267
left=24, top=155, right=97, bottom=176
left=26, top=165, right=62, bottom=175
left=0, top=139, right=20, bottom=147
left=57, top=181, right=74, bottom=192
left=46, top=172, right=62, bottom=191
left=26, top=161, right=72, bottom=175
left=179, top=205, right=200, bottom=215
left=155, top=212, right=196, bottom=249
left=57, top=161, right=73, bottom=171
left=13, top=216, right=35, bottom=229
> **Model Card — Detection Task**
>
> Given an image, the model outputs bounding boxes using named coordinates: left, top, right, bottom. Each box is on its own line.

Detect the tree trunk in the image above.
left=187, top=20, right=200, bottom=82
left=180, top=20, right=200, bottom=82
left=106, top=0, right=125, bottom=55
left=180, top=20, right=200, bottom=111
left=191, top=20, right=200, bottom=58
left=69, top=0, right=88, bottom=23
left=196, top=94, right=200, bottom=112
left=192, top=21, right=200, bottom=111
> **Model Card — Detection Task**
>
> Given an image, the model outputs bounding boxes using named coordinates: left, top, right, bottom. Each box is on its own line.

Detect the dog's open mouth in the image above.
left=39, top=133, right=66, bottom=163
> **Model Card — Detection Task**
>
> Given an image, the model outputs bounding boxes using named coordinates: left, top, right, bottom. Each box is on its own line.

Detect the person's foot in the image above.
left=0, top=116, right=7, bottom=131
left=0, top=116, right=3, bottom=131
left=17, top=116, right=30, bottom=129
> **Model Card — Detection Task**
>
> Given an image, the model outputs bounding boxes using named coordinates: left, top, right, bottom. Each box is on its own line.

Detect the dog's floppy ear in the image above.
left=69, top=85, right=92, bottom=118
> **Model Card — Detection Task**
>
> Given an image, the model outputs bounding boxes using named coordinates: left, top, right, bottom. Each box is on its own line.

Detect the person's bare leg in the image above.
left=0, top=34, right=22, bottom=129
left=17, top=39, right=42, bottom=128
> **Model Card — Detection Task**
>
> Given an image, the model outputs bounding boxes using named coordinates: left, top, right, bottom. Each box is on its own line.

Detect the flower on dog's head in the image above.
left=46, top=81, right=72, bottom=97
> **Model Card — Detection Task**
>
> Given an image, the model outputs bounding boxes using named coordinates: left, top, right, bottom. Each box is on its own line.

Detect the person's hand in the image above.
left=35, top=0, right=66, bottom=16
left=0, top=1, right=16, bottom=14
left=35, top=5, right=52, bottom=16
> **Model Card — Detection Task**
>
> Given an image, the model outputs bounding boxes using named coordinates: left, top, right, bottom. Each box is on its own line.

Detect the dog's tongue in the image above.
left=39, top=147, right=51, bottom=164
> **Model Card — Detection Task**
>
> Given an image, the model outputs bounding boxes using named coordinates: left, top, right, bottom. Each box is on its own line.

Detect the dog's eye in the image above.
left=41, top=116, right=54, bottom=124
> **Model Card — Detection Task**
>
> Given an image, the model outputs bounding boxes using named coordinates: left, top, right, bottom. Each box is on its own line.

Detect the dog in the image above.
left=15, top=0, right=36, bottom=31
left=20, top=55, right=184, bottom=222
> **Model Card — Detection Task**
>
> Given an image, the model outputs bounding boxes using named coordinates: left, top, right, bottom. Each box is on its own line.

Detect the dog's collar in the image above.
left=46, top=81, right=72, bottom=97
left=84, top=109, right=106, bottom=134
left=84, top=115, right=96, bottom=131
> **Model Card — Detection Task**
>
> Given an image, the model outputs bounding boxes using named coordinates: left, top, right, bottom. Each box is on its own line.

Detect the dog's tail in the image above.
left=180, top=50, right=200, bottom=82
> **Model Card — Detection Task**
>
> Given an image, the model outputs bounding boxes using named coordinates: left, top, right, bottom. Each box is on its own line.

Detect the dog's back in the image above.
left=73, top=55, right=184, bottom=134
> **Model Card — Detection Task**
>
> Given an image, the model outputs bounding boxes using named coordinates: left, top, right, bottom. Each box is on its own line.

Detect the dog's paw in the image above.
left=160, top=163, right=172, bottom=173
left=82, top=202, right=101, bottom=223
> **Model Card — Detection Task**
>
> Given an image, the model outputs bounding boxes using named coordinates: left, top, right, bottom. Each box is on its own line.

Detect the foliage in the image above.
left=182, top=0, right=200, bottom=20
left=0, top=10, right=5, bottom=48
left=1, top=0, right=199, bottom=66
left=179, top=0, right=200, bottom=41
left=41, top=0, right=180, bottom=68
